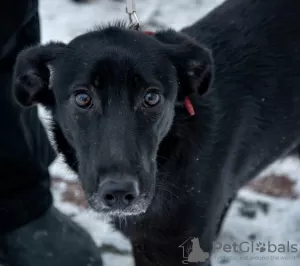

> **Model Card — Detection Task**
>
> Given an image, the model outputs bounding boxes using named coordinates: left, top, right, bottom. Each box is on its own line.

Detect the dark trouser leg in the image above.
left=0, top=2, right=103, bottom=265
left=0, top=0, right=54, bottom=234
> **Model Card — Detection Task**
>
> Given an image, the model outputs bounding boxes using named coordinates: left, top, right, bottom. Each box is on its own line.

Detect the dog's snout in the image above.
left=99, top=178, right=140, bottom=208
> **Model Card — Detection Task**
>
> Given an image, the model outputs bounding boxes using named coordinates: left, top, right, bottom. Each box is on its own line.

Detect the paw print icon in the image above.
left=256, top=242, right=266, bottom=252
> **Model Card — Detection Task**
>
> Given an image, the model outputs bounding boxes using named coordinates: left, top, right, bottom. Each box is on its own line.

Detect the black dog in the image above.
left=12, top=0, right=300, bottom=265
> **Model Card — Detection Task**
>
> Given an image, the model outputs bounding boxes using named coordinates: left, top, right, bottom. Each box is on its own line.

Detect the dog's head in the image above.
left=13, top=23, right=213, bottom=217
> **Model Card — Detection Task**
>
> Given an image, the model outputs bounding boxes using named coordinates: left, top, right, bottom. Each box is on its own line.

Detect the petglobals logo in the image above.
left=179, top=238, right=299, bottom=265
left=212, top=241, right=298, bottom=254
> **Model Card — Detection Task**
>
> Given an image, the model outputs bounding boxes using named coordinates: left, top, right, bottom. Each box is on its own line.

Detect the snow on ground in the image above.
left=39, top=0, right=300, bottom=265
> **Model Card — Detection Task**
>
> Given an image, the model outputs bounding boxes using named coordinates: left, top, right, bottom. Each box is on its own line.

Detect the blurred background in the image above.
left=40, top=1, right=300, bottom=266
left=40, top=0, right=224, bottom=43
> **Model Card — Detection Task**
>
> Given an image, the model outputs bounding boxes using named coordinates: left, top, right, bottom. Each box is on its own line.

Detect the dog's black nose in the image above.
left=99, top=179, right=139, bottom=208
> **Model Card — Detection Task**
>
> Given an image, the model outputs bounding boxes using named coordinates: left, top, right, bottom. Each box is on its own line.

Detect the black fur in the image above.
left=11, top=0, right=300, bottom=265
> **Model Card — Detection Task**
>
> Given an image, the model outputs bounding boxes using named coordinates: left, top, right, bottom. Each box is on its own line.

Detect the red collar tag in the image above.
left=184, top=96, right=195, bottom=116
left=144, top=31, right=155, bottom=36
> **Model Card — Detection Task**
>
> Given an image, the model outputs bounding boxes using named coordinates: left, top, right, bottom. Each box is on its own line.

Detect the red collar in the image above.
left=144, top=30, right=195, bottom=117
left=143, top=31, right=155, bottom=36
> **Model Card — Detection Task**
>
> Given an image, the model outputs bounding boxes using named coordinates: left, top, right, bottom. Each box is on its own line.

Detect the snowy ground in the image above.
left=39, top=0, right=300, bottom=265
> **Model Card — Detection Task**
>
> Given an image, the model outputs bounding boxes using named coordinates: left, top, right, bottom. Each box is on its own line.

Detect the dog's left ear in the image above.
left=154, top=30, right=213, bottom=98
left=13, top=41, right=66, bottom=108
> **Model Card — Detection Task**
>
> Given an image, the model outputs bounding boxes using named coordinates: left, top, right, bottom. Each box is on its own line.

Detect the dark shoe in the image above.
left=1, top=207, right=103, bottom=266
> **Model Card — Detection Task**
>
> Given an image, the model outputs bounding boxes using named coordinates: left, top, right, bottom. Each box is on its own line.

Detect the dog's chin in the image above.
left=103, top=209, right=147, bottom=217
left=88, top=196, right=152, bottom=217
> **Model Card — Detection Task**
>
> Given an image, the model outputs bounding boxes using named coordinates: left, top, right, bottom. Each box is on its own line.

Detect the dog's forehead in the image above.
left=54, top=30, right=171, bottom=87
left=68, top=26, right=161, bottom=53
left=55, top=48, right=160, bottom=87
left=51, top=27, right=176, bottom=96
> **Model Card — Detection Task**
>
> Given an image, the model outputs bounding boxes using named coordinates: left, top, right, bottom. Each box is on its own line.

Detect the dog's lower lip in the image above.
left=99, top=207, right=148, bottom=217
left=107, top=209, right=146, bottom=217
left=93, top=199, right=150, bottom=216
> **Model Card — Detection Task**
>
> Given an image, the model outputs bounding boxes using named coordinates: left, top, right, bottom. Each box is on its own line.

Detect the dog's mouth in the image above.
left=88, top=193, right=153, bottom=217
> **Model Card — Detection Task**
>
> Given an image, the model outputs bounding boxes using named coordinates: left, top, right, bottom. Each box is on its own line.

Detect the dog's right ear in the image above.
left=153, top=29, right=213, bottom=99
left=13, top=42, right=66, bottom=108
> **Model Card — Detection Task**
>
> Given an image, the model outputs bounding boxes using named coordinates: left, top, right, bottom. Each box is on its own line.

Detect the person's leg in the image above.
left=0, top=0, right=53, bottom=234
left=0, top=1, right=102, bottom=265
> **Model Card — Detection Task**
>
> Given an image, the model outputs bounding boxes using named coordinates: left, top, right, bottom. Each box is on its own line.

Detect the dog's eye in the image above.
left=143, top=91, right=161, bottom=107
left=74, top=91, right=92, bottom=108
